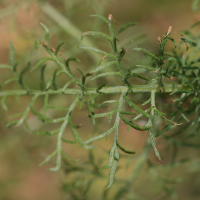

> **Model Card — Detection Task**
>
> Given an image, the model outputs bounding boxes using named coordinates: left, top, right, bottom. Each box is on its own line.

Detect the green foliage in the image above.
left=1, top=7, right=200, bottom=199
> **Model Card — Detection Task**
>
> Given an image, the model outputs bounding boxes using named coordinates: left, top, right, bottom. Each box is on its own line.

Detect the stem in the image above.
left=48, top=95, right=80, bottom=172
left=0, top=84, right=193, bottom=97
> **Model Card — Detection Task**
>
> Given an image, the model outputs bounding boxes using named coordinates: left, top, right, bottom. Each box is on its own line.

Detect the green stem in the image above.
left=0, top=84, right=193, bottom=97
left=48, top=95, right=80, bottom=172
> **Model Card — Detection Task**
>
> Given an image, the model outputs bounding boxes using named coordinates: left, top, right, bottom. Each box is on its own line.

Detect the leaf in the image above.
left=159, top=35, right=170, bottom=57
left=0, top=64, right=13, bottom=70
left=154, top=109, right=175, bottom=125
left=90, top=14, right=110, bottom=25
left=180, top=37, right=198, bottom=49
left=9, top=40, right=15, bottom=67
left=136, top=65, right=156, bottom=71
left=190, top=20, right=200, bottom=29
left=68, top=118, right=94, bottom=150
left=84, top=126, right=115, bottom=144
left=132, top=48, right=159, bottom=61
left=118, top=48, right=127, bottom=61
left=40, top=64, right=46, bottom=91
left=149, top=129, right=161, bottom=164
left=91, top=61, right=117, bottom=73
left=5, top=120, right=19, bottom=129
left=96, top=83, right=106, bottom=93
left=101, top=146, right=116, bottom=170
left=179, top=112, right=190, bottom=122
left=185, top=81, right=195, bottom=92
left=142, top=98, right=151, bottom=106
left=92, top=108, right=117, bottom=118
left=81, top=31, right=112, bottom=43
left=24, top=120, right=30, bottom=132
left=32, top=129, right=60, bottom=136
left=34, top=40, right=40, bottom=50
left=39, top=22, right=50, bottom=44
left=116, top=22, right=137, bottom=36
left=30, top=106, right=53, bottom=123
left=126, top=73, right=151, bottom=81
left=1, top=95, right=8, bottom=111
left=61, top=151, right=79, bottom=163
left=45, top=70, right=63, bottom=89
left=166, top=36, right=177, bottom=48
left=91, top=72, right=120, bottom=80
left=117, top=141, right=135, bottom=154
left=106, top=148, right=119, bottom=189
left=102, top=100, right=119, bottom=105
left=130, top=107, right=151, bottom=122
left=31, top=57, right=54, bottom=72
left=120, top=111, right=136, bottom=115
left=65, top=57, right=80, bottom=67
left=31, top=106, right=65, bottom=124
left=183, top=66, right=200, bottom=70
left=1, top=77, right=18, bottom=88
left=55, top=41, right=65, bottom=55
left=52, top=69, right=58, bottom=90
left=163, top=57, right=178, bottom=62
left=19, top=62, right=31, bottom=90
left=61, top=138, right=76, bottom=144
left=78, top=46, right=117, bottom=59
left=9, top=112, right=24, bottom=119
left=124, top=96, right=150, bottom=118
left=47, top=105, right=69, bottom=111
left=39, top=150, right=57, bottom=166
left=77, top=68, right=84, bottom=77
left=120, top=113, right=151, bottom=131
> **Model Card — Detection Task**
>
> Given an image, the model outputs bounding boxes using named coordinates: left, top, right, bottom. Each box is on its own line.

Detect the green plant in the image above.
left=1, top=5, right=200, bottom=199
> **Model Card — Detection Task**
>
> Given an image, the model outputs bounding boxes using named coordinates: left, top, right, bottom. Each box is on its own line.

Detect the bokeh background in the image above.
left=0, top=0, right=200, bottom=200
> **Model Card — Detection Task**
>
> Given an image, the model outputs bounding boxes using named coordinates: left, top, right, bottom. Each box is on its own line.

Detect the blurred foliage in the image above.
left=0, top=0, right=200, bottom=200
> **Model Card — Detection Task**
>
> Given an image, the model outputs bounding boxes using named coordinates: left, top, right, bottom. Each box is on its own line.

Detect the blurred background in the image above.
left=0, top=0, right=200, bottom=199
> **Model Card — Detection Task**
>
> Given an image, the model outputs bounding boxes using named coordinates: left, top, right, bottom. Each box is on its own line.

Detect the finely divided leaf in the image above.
left=55, top=41, right=65, bottom=55
left=116, top=22, right=137, bottom=36
left=126, top=73, right=151, bottom=81
left=31, top=57, right=54, bottom=72
left=32, top=129, right=60, bottom=136
left=91, top=61, right=117, bottom=73
left=180, top=37, right=198, bottom=49
left=133, top=48, right=159, bottom=61
left=124, top=96, right=150, bottom=118
left=166, top=36, right=177, bottom=48
left=39, top=22, right=50, bottom=44
left=106, top=148, right=119, bottom=189
left=120, top=113, right=151, bottom=131
left=84, top=126, right=115, bottom=144
left=102, top=100, right=119, bottom=105
left=19, top=62, right=31, bottom=90
left=78, top=46, right=117, bottom=58
left=81, top=31, right=112, bottom=43
left=136, top=65, right=156, bottom=71
left=90, top=15, right=110, bottom=25
left=117, top=141, right=135, bottom=154
left=40, top=65, right=46, bottom=91
left=149, top=129, right=161, bottom=164
left=0, top=64, right=13, bottom=70
left=91, top=72, right=120, bottom=80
